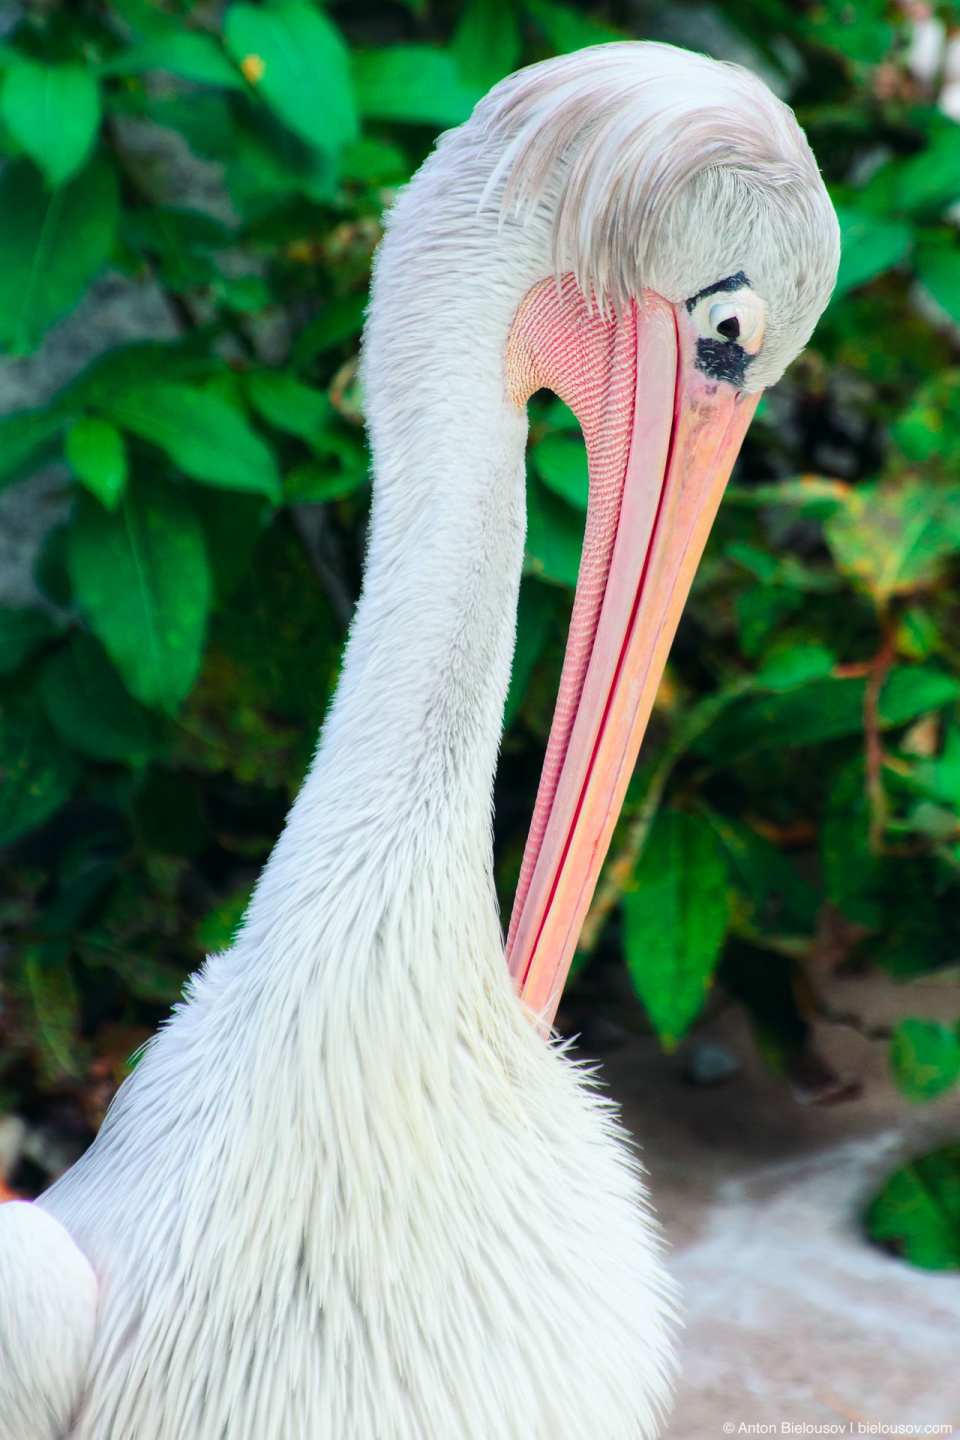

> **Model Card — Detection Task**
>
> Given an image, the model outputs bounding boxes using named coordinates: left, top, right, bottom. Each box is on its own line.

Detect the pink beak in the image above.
left=505, top=276, right=760, bottom=1032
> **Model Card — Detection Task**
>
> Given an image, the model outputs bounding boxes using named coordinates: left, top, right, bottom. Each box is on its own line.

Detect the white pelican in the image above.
left=0, top=41, right=838, bottom=1440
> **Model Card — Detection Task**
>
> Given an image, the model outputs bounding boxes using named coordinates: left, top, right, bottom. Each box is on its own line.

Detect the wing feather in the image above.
left=0, top=1202, right=98, bottom=1440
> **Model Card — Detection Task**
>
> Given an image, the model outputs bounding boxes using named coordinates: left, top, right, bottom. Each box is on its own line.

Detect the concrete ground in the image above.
left=596, top=974, right=960, bottom=1436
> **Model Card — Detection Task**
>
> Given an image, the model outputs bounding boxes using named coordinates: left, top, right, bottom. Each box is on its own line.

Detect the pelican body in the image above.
left=0, top=42, right=838, bottom=1440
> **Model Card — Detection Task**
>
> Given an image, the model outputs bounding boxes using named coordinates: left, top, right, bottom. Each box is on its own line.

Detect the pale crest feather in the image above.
left=467, top=42, right=839, bottom=387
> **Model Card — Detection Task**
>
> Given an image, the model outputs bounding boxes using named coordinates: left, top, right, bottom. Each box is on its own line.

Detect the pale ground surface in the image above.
left=594, top=974, right=960, bottom=1437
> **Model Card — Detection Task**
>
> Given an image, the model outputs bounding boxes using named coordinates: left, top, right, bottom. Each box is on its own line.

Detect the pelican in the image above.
left=0, top=41, right=838, bottom=1440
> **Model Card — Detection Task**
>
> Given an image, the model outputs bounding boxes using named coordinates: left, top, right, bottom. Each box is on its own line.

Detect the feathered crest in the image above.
left=465, top=43, right=838, bottom=377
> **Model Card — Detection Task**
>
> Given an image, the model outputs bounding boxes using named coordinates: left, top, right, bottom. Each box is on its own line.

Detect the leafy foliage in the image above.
left=0, top=0, right=959, bottom=1248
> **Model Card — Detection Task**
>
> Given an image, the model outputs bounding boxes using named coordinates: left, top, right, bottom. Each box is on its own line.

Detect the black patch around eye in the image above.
left=685, top=271, right=750, bottom=312
left=716, top=316, right=740, bottom=340
left=696, top=337, right=752, bottom=387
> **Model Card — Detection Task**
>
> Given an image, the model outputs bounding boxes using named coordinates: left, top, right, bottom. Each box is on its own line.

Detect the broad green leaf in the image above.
left=339, top=137, right=407, bottom=183
left=895, top=127, right=960, bottom=215
left=105, top=384, right=281, bottom=501
left=916, top=249, right=960, bottom=330
left=696, top=667, right=960, bottom=762
left=754, top=643, right=836, bottom=691
left=531, top=432, right=588, bottom=510
left=735, top=585, right=804, bottom=658
left=622, top=808, right=730, bottom=1046
left=524, top=475, right=584, bottom=589
left=68, top=481, right=210, bottom=712
left=865, top=1143, right=960, bottom=1270
left=120, top=207, right=232, bottom=293
left=821, top=758, right=882, bottom=928
left=505, top=579, right=554, bottom=727
left=65, top=342, right=225, bottom=410
left=101, top=32, right=243, bottom=89
left=806, top=0, right=892, bottom=66
left=523, top=0, right=621, bottom=51
left=0, top=685, right=79, bottom=845
left=890, top=1019, right=960, bottom=1103
left=0, top=607, right=57, bottom=675
left=195, top=882, right=254, bottom=953
left=23, top=941, right=82, bottom=1080
left=224, top=3, right=357, bottom=153
left=910, top=723, right=960, bottom=809
left=244, top=371, right=332, bottom=444
left=0, top=158, right=119, bottom=354
left=0, top=407, right=70, bottom=491
left=831, top=205, right=912, bottom=296
left=65, top=417, right=127, bottom=510
left=824, top=478, right=960, bottom=604
left=705, top=810, right=819, bottom=934
left=453, top=0, right=522, bottom=89
left=41, top=633, right=157, bottom=765
left=353, top=46, right=483, bottom=125
left=882, top=667, right=960, bottom=725
left=0, top=61, right=100, bottom=186
left=892, top=369, right=960, bottom=467
left=283, top=460, right=369, bottom=503
left=292, top=294, right=367, bottom=366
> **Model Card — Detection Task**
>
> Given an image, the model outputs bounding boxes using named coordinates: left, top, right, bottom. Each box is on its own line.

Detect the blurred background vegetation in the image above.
left=0, top=0, right=960, bottom=1264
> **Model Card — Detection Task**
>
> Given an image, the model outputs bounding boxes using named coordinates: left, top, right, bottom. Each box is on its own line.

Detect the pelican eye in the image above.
left=710, top=303, right=740, bottom=341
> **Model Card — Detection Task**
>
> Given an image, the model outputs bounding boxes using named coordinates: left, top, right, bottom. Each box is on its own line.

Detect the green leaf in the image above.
left=825, top=478, right=960, bottom=604
left=105, top=384, right=281, bottom=501
left=353, top=46, right=484, bottom=126
left=697, top=667, right=960, bottom=763
left=831, top=205, right=912, bottom=296
left=505, top=579, right=554, bottom=727
left=910, top=723, right=960, bottom=809
left=23, top=941, right=82, bottom=1080
left=890, top=1019, right=960, bottom=1103
left=283, top=460, right=368, bottom=503
left=65, top=341, right=225, bottom=410
left=866, top=1144, right=960, bottom=1270
left=0, top=607, right=57, bottom=676
left=0, top=157, right=119, bottom=354
left=622, top=808, right=730, bottom=1046
left=806, top=0, right=893, bottom=67
left=65, top=417, right=127, bottom=510
left=452, top=0, right=522, bottom=89
left=68, top=480, right=210, bottom=712
left=244, top=370, right=332, bottom=444
left=120, top=207, right=233, bottom=293
left=705, top=810, right=819, bottom=934
left=754, top=643, right=836, bottom=691
left=735, top=585, right=804, bottom=658
left=0, top=407, right=70, bottom=491
left=101, top=31, right=243, bottom=89
left=292, top=293, right=367, bottom=366
left=195, top=882, right=254, bottom=953
left=524, top=475, right=583, bottom=588
left=224, top=3, right=357, bottom=153
left=339, top=137, right=407, bottom=183
left=894, top=127, right=960, bottom=216
left=892, top=369, right=960, bottom=467
left=41, top=633, right=157, bottom=765
left=523, top=0, right=621, bottom=51
left=0, top=685, right=80, bottom=845
left=821, top=759, right=882, bottom=928
left=531, top=432, right=588, bottom=510
left=915, top=248, right=960, bottom=330
left=0, top=61, right=101, bottom=187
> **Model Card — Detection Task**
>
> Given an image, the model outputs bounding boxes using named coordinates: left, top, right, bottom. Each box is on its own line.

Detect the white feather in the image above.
left=0, top=1203, right=98, bottom=1440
